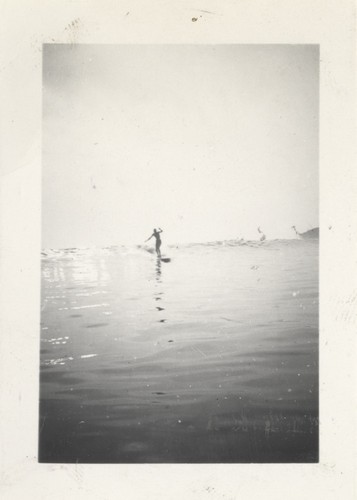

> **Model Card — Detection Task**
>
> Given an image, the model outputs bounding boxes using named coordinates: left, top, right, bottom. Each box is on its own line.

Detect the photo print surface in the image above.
left=39, top=44, right=319, bottom=463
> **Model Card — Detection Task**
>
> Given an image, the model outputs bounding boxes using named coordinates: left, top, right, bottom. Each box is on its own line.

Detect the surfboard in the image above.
left=140, top=245, right=171, bottom=262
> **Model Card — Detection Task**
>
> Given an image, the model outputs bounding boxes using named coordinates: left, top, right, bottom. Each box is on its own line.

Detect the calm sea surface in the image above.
left=39, top=239, right=318, bottom=462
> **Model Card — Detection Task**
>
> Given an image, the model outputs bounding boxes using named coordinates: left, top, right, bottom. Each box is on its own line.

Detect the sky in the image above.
left=42, top=44, right=318, bottom=248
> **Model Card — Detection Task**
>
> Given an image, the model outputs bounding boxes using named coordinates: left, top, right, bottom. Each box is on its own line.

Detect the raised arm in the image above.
left=158, top=228, right=163, bottom=233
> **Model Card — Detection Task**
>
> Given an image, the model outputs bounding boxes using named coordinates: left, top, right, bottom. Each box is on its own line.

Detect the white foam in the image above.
left=71, top=303, right=109, bottom=310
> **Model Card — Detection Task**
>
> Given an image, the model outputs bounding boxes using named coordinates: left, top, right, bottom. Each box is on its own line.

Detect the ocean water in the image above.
left=39, top=239, right=318, bottom=463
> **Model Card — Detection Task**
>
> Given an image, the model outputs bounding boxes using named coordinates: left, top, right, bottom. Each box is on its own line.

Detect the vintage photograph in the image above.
left=39, top=44, right=319, bottom=463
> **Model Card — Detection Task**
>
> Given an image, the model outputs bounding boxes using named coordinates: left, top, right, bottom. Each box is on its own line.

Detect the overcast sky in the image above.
left=42, top=44, right=318, bottom=248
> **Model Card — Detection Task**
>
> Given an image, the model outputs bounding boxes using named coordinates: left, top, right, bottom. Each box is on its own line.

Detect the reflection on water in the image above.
left=39, top=241, right=318, bottom=463
left=155, top=258, right=162, bottom=280
left=154, top=258, right=166, bottom=322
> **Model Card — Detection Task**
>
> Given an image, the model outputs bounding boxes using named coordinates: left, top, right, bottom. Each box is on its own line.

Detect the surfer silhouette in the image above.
left=145, top=228, right=163, bottom=257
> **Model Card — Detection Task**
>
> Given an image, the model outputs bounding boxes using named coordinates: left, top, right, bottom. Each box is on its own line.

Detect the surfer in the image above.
left=145, top=228, right=163, bottom=257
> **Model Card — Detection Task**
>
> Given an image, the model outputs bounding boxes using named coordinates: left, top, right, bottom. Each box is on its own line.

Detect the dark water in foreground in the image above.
left=39, top=239, right=318, bottom=463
